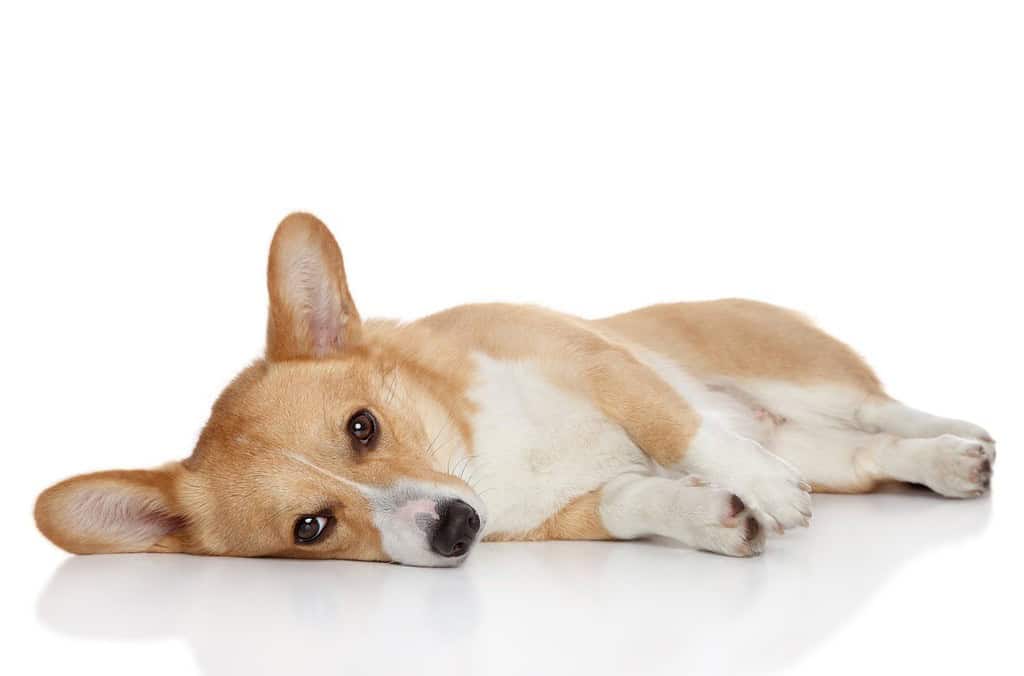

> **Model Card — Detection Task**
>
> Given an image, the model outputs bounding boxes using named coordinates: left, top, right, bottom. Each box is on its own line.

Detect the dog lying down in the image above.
left=35, top=213, right=995, bottom=566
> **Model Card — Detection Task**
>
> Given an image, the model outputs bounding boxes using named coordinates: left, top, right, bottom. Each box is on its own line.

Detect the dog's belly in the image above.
left=465, top=353, right=651, bottom=537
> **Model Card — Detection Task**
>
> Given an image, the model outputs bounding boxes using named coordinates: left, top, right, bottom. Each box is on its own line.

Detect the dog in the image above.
left=35, top=213, right=996, bottom=566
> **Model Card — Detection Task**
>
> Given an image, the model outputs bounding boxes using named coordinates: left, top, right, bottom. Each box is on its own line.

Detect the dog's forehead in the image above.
left=186, top=356, right=418, bottom=491
left=219, top=359, right=426, bottom=446
left=239, top=359, right=379, bottom=408
left=197, top=360, right=380, bottom=440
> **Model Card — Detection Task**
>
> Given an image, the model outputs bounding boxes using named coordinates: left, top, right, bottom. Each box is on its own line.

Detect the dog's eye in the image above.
left=347, top=410, right=377, bottom=445
left=294, top=515, right=329, bottom=544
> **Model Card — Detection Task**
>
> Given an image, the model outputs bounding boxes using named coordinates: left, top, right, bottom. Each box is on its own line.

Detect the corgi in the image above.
left=34, top=213, right=996, bottom=566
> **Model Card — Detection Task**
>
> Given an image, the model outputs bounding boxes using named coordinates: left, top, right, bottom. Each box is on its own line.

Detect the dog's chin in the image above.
left=393, top=550, right=474, bottom=568
left=380, top=538, right=475, bottom=567
left=389, top=515, right=487, bottom=567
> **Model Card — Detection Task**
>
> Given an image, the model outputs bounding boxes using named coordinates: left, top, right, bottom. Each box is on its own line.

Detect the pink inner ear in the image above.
left=71, top=486, right=182, bottom=547
left=308, top=275, right=341, bottom=355
left=289, top=252, right=344, bottom=356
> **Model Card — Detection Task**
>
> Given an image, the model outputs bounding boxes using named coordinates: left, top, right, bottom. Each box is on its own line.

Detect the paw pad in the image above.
left=743, top=515, right=760, bottom=542
left=729, top=494, right=746, bottom=517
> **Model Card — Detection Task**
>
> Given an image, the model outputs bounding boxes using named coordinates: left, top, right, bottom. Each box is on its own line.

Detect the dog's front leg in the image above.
left=677, top=423, right=812, bottom=533
left=598, top=474, right=765, bottom=556
left=584, top=349, right=811, bottom=533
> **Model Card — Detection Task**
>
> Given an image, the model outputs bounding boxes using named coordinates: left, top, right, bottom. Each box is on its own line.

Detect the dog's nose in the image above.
left=429, top=499, right=481, bottom=557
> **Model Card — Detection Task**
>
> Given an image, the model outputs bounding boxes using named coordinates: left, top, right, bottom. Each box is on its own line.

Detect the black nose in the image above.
left=429, top=500, right=481, bottom=558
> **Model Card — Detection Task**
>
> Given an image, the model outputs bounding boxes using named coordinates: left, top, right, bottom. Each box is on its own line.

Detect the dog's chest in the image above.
left=464, top=354, right=649, bottom=536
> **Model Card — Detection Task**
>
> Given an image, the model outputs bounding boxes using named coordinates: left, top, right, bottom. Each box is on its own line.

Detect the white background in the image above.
left=1, top=2, right=1021, bottom=675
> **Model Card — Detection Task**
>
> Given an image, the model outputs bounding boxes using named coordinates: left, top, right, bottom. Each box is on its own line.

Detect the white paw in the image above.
left=733, top=454, right=812, bottom=534
left=687, top=489, right=765, bottom=557
left=944, top=419, right=995, bottom=445
left=921, top=435, right=995, bottom=498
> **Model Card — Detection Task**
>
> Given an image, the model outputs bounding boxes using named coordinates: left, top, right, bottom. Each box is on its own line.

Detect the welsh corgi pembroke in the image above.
left=35, top=213, right=995, bottom=566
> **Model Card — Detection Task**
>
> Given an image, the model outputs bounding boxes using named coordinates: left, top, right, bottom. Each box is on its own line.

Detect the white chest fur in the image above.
left=465, top=354, right=651, bottom=536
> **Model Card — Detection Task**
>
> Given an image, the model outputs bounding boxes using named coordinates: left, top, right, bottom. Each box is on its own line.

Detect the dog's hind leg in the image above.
left=749, top=384, right=996, bottom=497
left=854, top=397, right=994, bottom=444
left=769, top=424, right=994, bottom=497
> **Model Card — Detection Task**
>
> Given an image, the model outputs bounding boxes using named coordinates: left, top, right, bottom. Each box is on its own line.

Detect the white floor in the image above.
left=12, top=480, right=1017, bottom=676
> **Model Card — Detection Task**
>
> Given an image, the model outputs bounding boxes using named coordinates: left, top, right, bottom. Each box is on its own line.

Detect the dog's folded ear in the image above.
left=34, top=466, right=189, bottom=554
left=266, top=212, right=362, bottom=361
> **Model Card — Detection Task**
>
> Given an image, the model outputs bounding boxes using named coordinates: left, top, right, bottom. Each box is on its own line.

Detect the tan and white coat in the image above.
left=35, top=213, right=996, bottom=565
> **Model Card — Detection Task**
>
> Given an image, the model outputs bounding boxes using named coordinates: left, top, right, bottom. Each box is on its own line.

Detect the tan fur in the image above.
left=598, top=300, right=883, bottom=393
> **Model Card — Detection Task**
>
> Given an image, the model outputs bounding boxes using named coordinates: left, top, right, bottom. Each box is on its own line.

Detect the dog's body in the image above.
left=35, top=214, right=995, bottom=565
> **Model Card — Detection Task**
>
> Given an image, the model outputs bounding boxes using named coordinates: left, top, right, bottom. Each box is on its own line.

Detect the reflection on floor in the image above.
left=38, top=488, right=992, bottom=676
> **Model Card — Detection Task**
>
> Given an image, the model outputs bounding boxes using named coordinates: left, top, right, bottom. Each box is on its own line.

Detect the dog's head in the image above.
left=35, top=214, right=486, bottom=567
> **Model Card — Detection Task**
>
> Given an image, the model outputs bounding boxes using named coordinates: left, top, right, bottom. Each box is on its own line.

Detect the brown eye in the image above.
left=347, top=410, right=377, bottom=445
left=294, top=515, right=329, bottom=544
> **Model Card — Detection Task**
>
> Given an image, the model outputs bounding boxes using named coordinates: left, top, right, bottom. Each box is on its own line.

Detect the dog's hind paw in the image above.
left=921, top=435, right=995, bottom=498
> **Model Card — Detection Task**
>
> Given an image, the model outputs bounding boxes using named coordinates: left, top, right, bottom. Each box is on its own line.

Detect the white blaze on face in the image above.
left=284, top=454, right=487, bottom=567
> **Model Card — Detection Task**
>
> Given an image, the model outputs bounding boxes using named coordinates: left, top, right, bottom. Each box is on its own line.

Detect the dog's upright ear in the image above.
left=266, top=212, right=362, bottom=361
left=35, top=466, right=189, bottom=554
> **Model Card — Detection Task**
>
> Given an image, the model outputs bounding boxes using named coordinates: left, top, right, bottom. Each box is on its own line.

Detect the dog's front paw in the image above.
left=734, top=456, right=812, bottom=534
left=921, top=435, right=995, bottom=498
left=658, top=479, right=766, bottom=556
left=699, top=493, right=766, bottom=556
